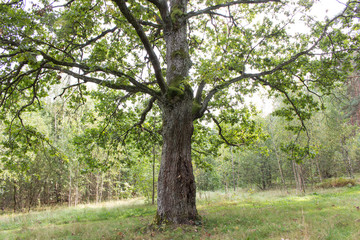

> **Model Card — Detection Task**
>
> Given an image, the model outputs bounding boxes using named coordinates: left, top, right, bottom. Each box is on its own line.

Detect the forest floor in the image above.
left=0, top=185, right=360, bottom=240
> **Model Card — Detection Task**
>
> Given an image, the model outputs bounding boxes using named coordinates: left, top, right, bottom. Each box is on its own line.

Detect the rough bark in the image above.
left=155, top=0, right=199, bottom=225
left=156, top=98, right=199, bottom=224
left=164, top=0, right=190, bottom=85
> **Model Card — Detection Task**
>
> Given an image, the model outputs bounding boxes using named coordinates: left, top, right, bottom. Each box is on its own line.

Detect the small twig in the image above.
left=208, top=110, right=246, bottom=147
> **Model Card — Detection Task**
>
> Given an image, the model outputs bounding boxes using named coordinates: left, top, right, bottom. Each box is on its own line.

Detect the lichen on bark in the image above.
left=170, top=5, right=184, bottom=24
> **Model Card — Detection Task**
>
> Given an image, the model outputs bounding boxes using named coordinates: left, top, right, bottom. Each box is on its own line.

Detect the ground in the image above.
left=1, top=185, right=360, bottom=239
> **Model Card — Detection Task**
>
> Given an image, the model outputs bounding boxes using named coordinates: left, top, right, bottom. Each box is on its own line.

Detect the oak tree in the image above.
left=1, top=0, right=359, bottom=224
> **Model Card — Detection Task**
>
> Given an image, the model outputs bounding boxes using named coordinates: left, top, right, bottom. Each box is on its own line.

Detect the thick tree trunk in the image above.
left=156, top=99, right=199, bottom=224
left=155, top=0, right=199, bottom=225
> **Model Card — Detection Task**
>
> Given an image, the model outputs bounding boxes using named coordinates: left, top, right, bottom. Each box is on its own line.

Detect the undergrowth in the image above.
left=318, top=177, right=357, bottom=188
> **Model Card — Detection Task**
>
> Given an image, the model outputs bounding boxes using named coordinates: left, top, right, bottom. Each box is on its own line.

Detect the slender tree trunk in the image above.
left=87, top=181, right=91, bottom=203
left=231, top=147, right=236, bottom=191
left=347, top=154, right=354, bottom=178
left=99, top=174, right=103, bottom=203
left=37, top=186, right=43, bottom=208
left=109, top=177, right=113, bottom=200
left=68, top=169, right=72, bottom=207
left=13, top=181, right=17, bottom=212
left=74, top=185, right=78, bottom=206
left=95, top=174, right=99, bottom=204
left=292, top=160, right=298, bottom=191
left=44, top=180, right=49, bottom=205
left=152, top=141, right=156, bottom=205
left=298, top=164, right=306, bottom=193
left=315, top=157, right=323, bottom=182
left=341, top=143, right=354, bottom=178
left=267, top=160, right=272, bottom=188
left=274, top=148, right=286, bottom=189
left=55, top=181, right=60, bottom=203
left=292, top=161, right=305, bottom=193
left=309, top=158, right=315, bottom=187
left=27, top=182, right=32, bottom=212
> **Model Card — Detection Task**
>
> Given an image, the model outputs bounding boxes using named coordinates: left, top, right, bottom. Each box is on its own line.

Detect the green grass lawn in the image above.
left=1, top=186, right=360, bottom=240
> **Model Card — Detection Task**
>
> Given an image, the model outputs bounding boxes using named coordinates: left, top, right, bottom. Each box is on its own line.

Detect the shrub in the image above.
left=318, top=177, right=357, bottom=189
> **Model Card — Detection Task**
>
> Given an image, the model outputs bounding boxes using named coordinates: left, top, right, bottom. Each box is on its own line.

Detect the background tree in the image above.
left=1, top=0, right=359, bottom=224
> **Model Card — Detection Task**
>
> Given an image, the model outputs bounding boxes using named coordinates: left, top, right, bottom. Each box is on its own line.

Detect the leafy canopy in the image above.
left=0, top=0, right=359, bottom=157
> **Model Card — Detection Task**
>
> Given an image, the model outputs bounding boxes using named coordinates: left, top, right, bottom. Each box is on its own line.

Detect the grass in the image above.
left=1, top=186, right=360, bottom=240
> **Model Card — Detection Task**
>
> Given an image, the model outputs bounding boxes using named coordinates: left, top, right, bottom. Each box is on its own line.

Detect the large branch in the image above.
left=144, top=0, right=171, bottom=29
left=0, top=37, right=20, bottom=47
left=186, top=0, right=281, bottom=19
left=0, top=64, right=40, bottom=108
left=1, top=36, right=160, bottom=97
left=0, top=0, right=22, bottom=6
left=197, top=6, right=347, bottom=118
left=134, top=96, right=157, bottom=127
left=195, top=81, right=206, bottom=103
left=145, top=0, right=165, bottom=9
left=113, top=0, right=167, bottom=93
left=252, top=76, right=309, bottom=137
left=139, top=20, right=163, bottom=28
left=43, top=65, right=142, bottom=93
left=39, top=51, right=159, bottom=96
left=70, top=27, right=118, bottom=49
